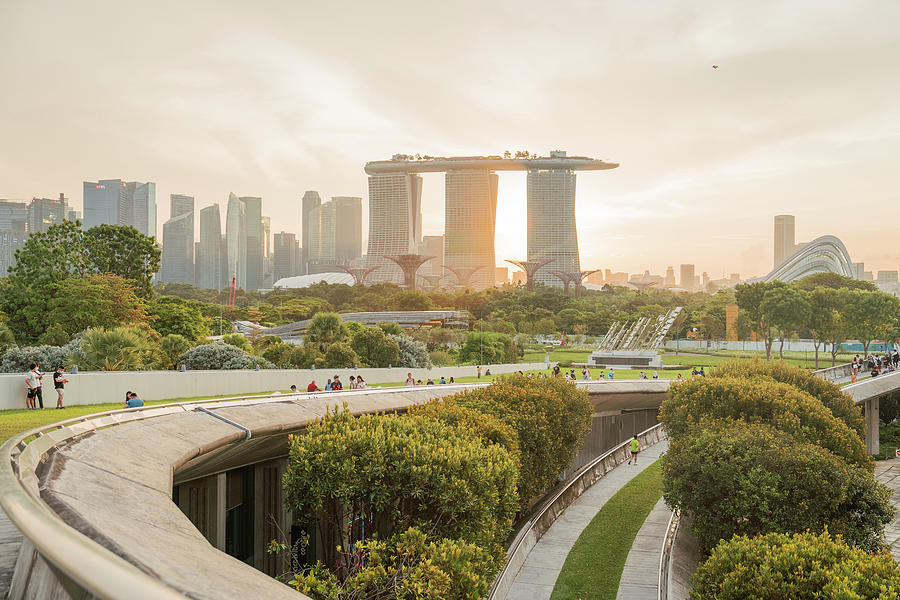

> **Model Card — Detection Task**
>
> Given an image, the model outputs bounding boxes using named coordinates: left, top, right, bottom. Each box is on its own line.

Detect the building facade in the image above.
left=526, top=162, right=578, bottom=287
left=197, top=204, right=225, bottom=290
left=226, top=193, right=247, bottom=290
left=774, top=214, right=796, bottom=268
left=332, top=196, right=362, bottom=263
left=300, top=191, right=322, bottom=275
left=444, top=169, right=498, bottom=290
left=83, top=179, right=157, bottom=238
left=366, top=173, right=423, bottom=284
left=679, top=264, right=696, bottom=291
left=160, top=195, right=194, bottom=284
left=241, top=196, right=264, bottom=291
left=420, top=235, right=444, bottom=278
left=273, top=232, right=301, bottom=284
left=27, top=194, right=70, bottom=233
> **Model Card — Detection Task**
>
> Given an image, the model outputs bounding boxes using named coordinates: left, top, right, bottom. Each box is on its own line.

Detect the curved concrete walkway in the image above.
left=616, top=498, right=671, bottom=600
left=506, top=440, right=669, bottom=600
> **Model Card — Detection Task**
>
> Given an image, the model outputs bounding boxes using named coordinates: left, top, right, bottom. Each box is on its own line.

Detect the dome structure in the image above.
left=272, top=272, right=354, bottom=288
left=757, top=235, right=856, bottom=282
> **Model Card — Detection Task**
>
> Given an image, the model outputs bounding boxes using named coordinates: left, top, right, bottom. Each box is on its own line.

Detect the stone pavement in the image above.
left=875, top=458, right=900, bottom=560
left=506, top=440, right=669, bottom=600
left=616, top=498, right=671, bottom=600
left=0, top=509, right=23, bottom=598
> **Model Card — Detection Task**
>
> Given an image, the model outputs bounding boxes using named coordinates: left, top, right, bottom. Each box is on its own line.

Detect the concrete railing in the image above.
left=488, top=423, right=667, bottom=600
left=813, top=362, right=854, bottom=383
left=0, top=362, right=548, bottom=410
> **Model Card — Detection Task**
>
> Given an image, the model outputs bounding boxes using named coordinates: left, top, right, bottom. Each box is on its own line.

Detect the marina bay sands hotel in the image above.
left=363, top=151, right=619, bottom=289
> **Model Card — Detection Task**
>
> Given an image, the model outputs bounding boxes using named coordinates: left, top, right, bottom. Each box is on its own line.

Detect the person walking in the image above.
left=53, top=366, right=69, bottom=409
left=628, top=435, right=640, bottom=465
left=25, top=363, right=39, bottom=410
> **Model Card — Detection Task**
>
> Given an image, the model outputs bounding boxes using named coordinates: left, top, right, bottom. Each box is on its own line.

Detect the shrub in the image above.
left=659, top=377, right=870, bottom=468
left=662, top=422, right=891, bottom=553
left=283, top=409, right=518, bottom=572
left=0, top=322, right=16, bottom=352
left=221, top=333, right=250, bottom=351
left=391, top=334, right=431, bottom=368
left=409, top=401, right=520, bottom=464
left=159, top=334, right=194, bottom=369
left=711, top=359, right=864, bottom=437
left=0, top=341, right=79, bottom=373
left=322, top=342, right=359, bottom=368
left=350, top=326, right=400, bottom=368
left=458, top=331, right=518, bottom=364
left=429, top=349, right=454, bottom=366
left=290, top=527, right=498, bottom=600
left=148, top=296, right=209, bottom=340
left=446, top=375, right=593, bottom=508
left=69, top=326, right=157, bottom=371
left=179, top=341, right=275, bottom=370
left=690, top=531, right=900, bottom=600
left=306, top=312, right=349, bottom=352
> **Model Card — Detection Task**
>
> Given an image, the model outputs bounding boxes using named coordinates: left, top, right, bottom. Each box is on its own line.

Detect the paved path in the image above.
left=507, top=440, right=669, bottom=600
left=0, top=509, right=23, bottom=598
left=616, top=498, right=672, bottom=600
left=875, top=459, right=900, bottom=560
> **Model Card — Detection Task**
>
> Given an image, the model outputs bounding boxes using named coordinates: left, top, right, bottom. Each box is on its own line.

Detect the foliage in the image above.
left=43, top=274, right=151, bottom=338
left=391, top=334, right=432, bottom=368
left=760, top=284, right=811, bottom=359
left=710, top=359, right=865, bottom=438
left=221, top=333, right=250, bottom=351
left=37, top=324, right=70, bottom=347
left=322, top=342, right=359, bottom=368
left=377, top=322, right=404, bottom=336
left=289, top=527, right=498, bottom=600
left=735, top=281, right=782, bottom=359
left=659, top=376, right=869, bottom=468
left=843, top=289, right=900, bottom=354
left=148, top=297, right=209, bottom=340
left=409, top=401, right=520, bottom=463
left=306, top=312, right=349, bottom=352
left=662, top=422, right=891, bottom=553
left=446, top=375, right=593, bottom=508
left=283, top=409, right=518, bottom=573
left=0, top=323, right=16, bottom=352
left=351, top=326, right=400, bottom=368
left=794, top=272, right=878, bottom=292
left=70, top=326, right=158, bottom=371
left=458, top=331, right=518, bottom=364
left=179, top=341, right=275, bottom=370
left=391, top=290, right=435, bottom=311
left=690, top=530, right=900, bottom=600
left=428, top=350, right=454, bottom=366
left=0, top=341, right=80, bottom=373
left=82, top=224, right=161, bottom=296
left=160, top=334, right=194, bottom=369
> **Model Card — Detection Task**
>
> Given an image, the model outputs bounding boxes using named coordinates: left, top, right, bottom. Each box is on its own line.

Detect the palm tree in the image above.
left=71, top=326, right=156, bottom=371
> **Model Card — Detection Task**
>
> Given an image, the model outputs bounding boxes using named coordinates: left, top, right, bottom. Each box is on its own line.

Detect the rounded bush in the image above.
left=711, top=359, right=864, bottom=437
left=663, top=422, right=891, bottom=553
left=179, top=341, right=275, bottom=370
left=659, top=376, right=870, bottom=468
left=691, top=530, right=900, bottom=600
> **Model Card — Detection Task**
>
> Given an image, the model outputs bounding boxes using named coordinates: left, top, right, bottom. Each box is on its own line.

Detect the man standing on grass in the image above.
left=25, top=363, right=39, bottom=410
left=628, top=435, right=640, bottom=465
left=54, top=366, right=69, bottom=409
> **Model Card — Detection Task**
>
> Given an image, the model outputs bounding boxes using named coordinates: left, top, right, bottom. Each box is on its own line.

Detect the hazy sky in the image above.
left=2, top=1, right=898, bottom=278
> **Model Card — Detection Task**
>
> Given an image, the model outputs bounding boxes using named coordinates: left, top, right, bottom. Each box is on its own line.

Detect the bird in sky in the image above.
left=712, top=65, right=719, bottom=69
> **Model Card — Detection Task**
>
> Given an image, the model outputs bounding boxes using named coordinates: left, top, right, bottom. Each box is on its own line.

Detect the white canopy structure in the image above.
left=756, top=235, right=856, bottom=283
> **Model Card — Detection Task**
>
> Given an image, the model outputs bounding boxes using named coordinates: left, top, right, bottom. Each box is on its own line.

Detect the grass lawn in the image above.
left=550, top=460, right=664, bottom=600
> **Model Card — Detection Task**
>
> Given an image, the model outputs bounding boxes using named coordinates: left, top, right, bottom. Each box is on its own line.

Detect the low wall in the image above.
left=0, top=362, right=548, bottom=410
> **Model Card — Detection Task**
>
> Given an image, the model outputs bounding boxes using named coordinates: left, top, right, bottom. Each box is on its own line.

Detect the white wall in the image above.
left=0, top=362, right=548, bottom=411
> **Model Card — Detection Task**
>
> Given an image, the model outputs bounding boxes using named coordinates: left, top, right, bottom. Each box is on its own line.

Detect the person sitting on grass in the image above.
left=124, top=391, right=144, bottom=409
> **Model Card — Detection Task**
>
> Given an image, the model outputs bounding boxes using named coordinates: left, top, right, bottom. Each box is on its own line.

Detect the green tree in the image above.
left=351, top=326, right=400, bottom=367
left=378, top=322, right=404, bottom=336
left=735, top=281, right=782, bottom=359
left=160, top=334, right=194, bottom=369
left=221, top=333, right=250, bottom=351
left=391, top=290, right=435, bottom=311
left=761, top=284, right=811, bottom=359
left=0, top=322, right=16, bottom=352
left=44, top=274, right=150, bottom=337
left=806, top=286, right=840, bottom=369
left=795, top=272, right=877, bottom=292
left=83, top=224, right=161, bottom=296
left=322, top=341, right=359, bottom=368
left=843, top=289, right=900, bottom=356
left=148, top=297, right=210, bottom=340
left=306, top=312, right=349, bottom=352
left=71, top=326, right=158, bottom=371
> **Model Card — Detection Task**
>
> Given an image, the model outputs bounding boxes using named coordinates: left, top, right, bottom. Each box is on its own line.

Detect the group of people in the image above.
left=24, top=363, right=68, bottom=410
left=123, top=391, right=144, bottom=408
left=405, top=373, right=457, bottom=386
left=853, top=352, right=900, bottom=380
left=302, top=374, right=369, bottom=392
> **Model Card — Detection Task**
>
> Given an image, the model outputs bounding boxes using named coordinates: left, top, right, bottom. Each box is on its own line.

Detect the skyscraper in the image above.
left=301, top=191, right=322, bottom=275
left=774, top=215, right=796, bottom=268
left=226, top=193, right=247, bottom=290
left=664, top=266, right=676, bottom=287
left=83, top=179, right=157, bottom=237
left=366, top=173, right=423, bottom=284
left=273, top=232, right=301, bottom=283
left=197, top=204, right=225, bottom=290
left=306, top=202, right=335, bottom=264
left=27, top=194, right=70, bottom=233
left=420, top=235, right=444, bottom=277
left=160, top=195, right=194, bottom=283
left=332, top=196, right=362, bottom=262
left=0, top=200, right=27, bottom=275
left=241, top=196, right=264, bottom=291
left=526, top=153, right=579, bottom=287
left=679, top=264, right=696, bottom=291
left=444, top=170, right=498, bottom=290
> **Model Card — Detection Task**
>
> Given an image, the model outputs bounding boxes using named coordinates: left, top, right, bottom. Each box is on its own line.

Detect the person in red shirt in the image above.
left=307, top=380, right=320, bottom=392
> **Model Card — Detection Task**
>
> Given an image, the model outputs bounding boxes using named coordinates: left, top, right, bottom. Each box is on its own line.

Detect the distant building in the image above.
left=420, top=235, right=444, bottom=278
left=0, top=200, right=27, bottom=274
left=262, top=215, right=273, bottom=288
left=332, top=196, right=362, bottom=263
left=773, top=215, right=796, bottom=268
left=226, top=193, right=247, bottom=290
left=300, top=191, right=322, bottom=275
left=27, top=194, right=70, bottom=233
left=365, top=173, right=423, bottom=284
left=160, top=195, right=194, bottom=284
left=679, top=264, right=696, bottom=291
left=877, top=271, right=899, bottom=284
left=444, top=170, right=498, bottom=290
left=495, top=266, right=509, bottom=285
left=83, top=179, right=157, bottom=237
left=273, top=231, right=301, bottom=283
left=197, top=204, right=225, bottom=290
left=664, top=266, right=676, bottom=287
left=242, top=196, right=264, bottom=291
left=511, top=270, right=527, bottom=286
left=527, top=155, right=579, bottom=287
left=585, top=270, right=604, bottom=285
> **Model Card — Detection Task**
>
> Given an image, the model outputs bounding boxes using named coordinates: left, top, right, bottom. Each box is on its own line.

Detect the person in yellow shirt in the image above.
left=628, top=435, right=640, bottom=465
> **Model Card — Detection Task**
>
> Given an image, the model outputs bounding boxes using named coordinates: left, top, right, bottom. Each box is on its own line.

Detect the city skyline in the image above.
left=2, top=1, right=899, bottom=277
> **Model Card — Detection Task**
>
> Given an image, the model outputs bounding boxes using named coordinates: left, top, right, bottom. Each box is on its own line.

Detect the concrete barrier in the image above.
left=0, top=362, right=548, bottom=410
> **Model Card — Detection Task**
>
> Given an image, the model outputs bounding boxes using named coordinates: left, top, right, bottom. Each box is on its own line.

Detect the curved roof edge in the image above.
left=364, top=156, right=618, bottom=174
left=756, top=235, right=856, bottom=283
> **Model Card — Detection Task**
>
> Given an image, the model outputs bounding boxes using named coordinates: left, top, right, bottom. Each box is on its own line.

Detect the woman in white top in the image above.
left=406, top=373, right=414, bottom=386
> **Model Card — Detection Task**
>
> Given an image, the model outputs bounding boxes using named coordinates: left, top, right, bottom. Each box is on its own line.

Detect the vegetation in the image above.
left=179, top=341, right=275, bottom=370
left=550, top=461, right=663, bottom=600
left=690, top=531, right=900, bottom=600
